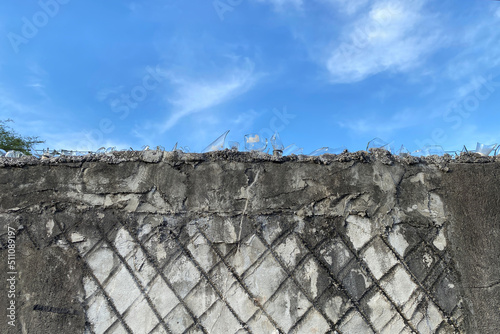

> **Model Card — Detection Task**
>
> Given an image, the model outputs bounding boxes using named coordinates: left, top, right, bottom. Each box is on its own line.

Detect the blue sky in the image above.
left=1, top=0, right=500, bottom=154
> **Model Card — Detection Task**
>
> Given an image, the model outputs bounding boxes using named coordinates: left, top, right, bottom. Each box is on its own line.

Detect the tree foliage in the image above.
left=0, top=119, right=44, bottom=155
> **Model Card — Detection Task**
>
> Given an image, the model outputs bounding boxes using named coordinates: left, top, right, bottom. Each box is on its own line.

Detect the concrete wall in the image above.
left=0, top=150, right=498, bottom=334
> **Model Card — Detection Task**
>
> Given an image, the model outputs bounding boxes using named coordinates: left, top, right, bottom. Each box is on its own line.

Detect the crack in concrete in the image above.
left=237, top=170, right=260, bottom=251
left=466, top=280, right=500, bottom=289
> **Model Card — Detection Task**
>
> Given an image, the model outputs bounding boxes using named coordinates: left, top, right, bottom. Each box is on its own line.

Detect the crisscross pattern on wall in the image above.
left=62, top=214, right=463, bottom=334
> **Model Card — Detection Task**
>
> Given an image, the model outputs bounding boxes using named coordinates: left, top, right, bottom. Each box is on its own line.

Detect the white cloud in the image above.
left=160, top=58, right=259, bottom=132
left=325, top=0, right=441, bottom=83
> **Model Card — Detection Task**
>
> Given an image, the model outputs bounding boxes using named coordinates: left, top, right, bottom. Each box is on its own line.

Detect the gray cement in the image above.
left=0, top=149, right=498, bottom=333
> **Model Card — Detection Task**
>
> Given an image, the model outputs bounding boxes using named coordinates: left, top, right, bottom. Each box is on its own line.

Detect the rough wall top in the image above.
left=0, top=148, right=497, bottom=168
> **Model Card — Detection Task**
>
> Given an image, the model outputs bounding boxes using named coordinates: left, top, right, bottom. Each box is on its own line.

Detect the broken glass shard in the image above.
left=396, top=145, right=410, bottom=157
left=41, top=149, right=51, bottom=158
left=309, top=147, right=329, bottom=156
left=331, top=146, right=347, bottom=154
left=96, top=147, right=106, bottom=154
left=228, top=141, right=240, bottom=150
left=424, top=145, right=445, bottom=156
left=0, top=149, right=7, bottom=156
left=203, top=130, right=230, bottom=153
left=475, top=142, right=496, bottom=156
left=283, top=144, right=296, bottom=156
left=271, top=132, right=284, bottom=151
left=5, top=150, right=24, bottom=158
left=460, top=145, right=472, bottom=155
left=366, top=138, right=390, bottom=151
left=171, top=143, right=189, bottom=153
left=309, top=146, right=347, bottom=156
left=411, top=149, right=424, bottom=157
left=142, top=145, right=150, bottom=151
left=283, top=144, right=303, bottom=156
left=271, top=132, right=284, bottom=156
left=244, top=134, right=267, bottom=151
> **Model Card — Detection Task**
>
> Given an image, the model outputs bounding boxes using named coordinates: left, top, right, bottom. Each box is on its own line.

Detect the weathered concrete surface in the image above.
left=0, top=150, right=498, bottom=333
left=440, top=163, right=500, bottom=333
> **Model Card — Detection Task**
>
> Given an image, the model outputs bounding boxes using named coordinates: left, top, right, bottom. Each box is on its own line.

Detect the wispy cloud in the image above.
left=338, top=109, right=418, bottom=135
left=96, top=86, right=124, bottom=102
left=444, top=17, right=500, bottom=82
left=23, top=63, right=51, bottom=100
left=160, top=58, right=259, bottom=132
left=325, top=0, right=442, bottom=83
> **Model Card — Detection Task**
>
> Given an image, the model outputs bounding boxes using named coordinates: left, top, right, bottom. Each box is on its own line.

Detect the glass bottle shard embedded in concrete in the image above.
left=271, top=132, right=284, bottom=156
left=283, top=144, right=303, bottom=156
left=475, top=142, right=496, bottom=156
left=366, top=137, right=391, bottom=152
left=5, top=150, right=24, bottom=158
left=203, top=130, right=230, bottom=153
left=244, top=133, right=267, bottom=152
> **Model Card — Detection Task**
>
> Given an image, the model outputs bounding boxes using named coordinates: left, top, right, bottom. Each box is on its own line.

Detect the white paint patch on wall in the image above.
left=46, top=219, right=54, bottom=236
left=409, top=172, right=425, bottom=184
left=367, top=292, right=397, bottom=331
left=433, top=228, right=447, bottom=251
left=114, top=227, right=137, bottom=258
left=388, top=225, right=409, bottom=257
left=323, top=295, right=350, bottom=324
left=362, top=238, right=398, bottom=280
left=86, top=247, right=116, bottom=283
left=428, top=193, right=446, bottom=227
left=381, top=265, right=417, bottom=306
left=87, top=293, right=117, bottom=334
left=346, top=215, right=373, bottom=250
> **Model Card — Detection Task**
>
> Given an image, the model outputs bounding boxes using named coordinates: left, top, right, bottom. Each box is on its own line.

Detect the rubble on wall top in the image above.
left=1, top=131, right=498, bottom=167
left=0, top=147, right=498, bottom=169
